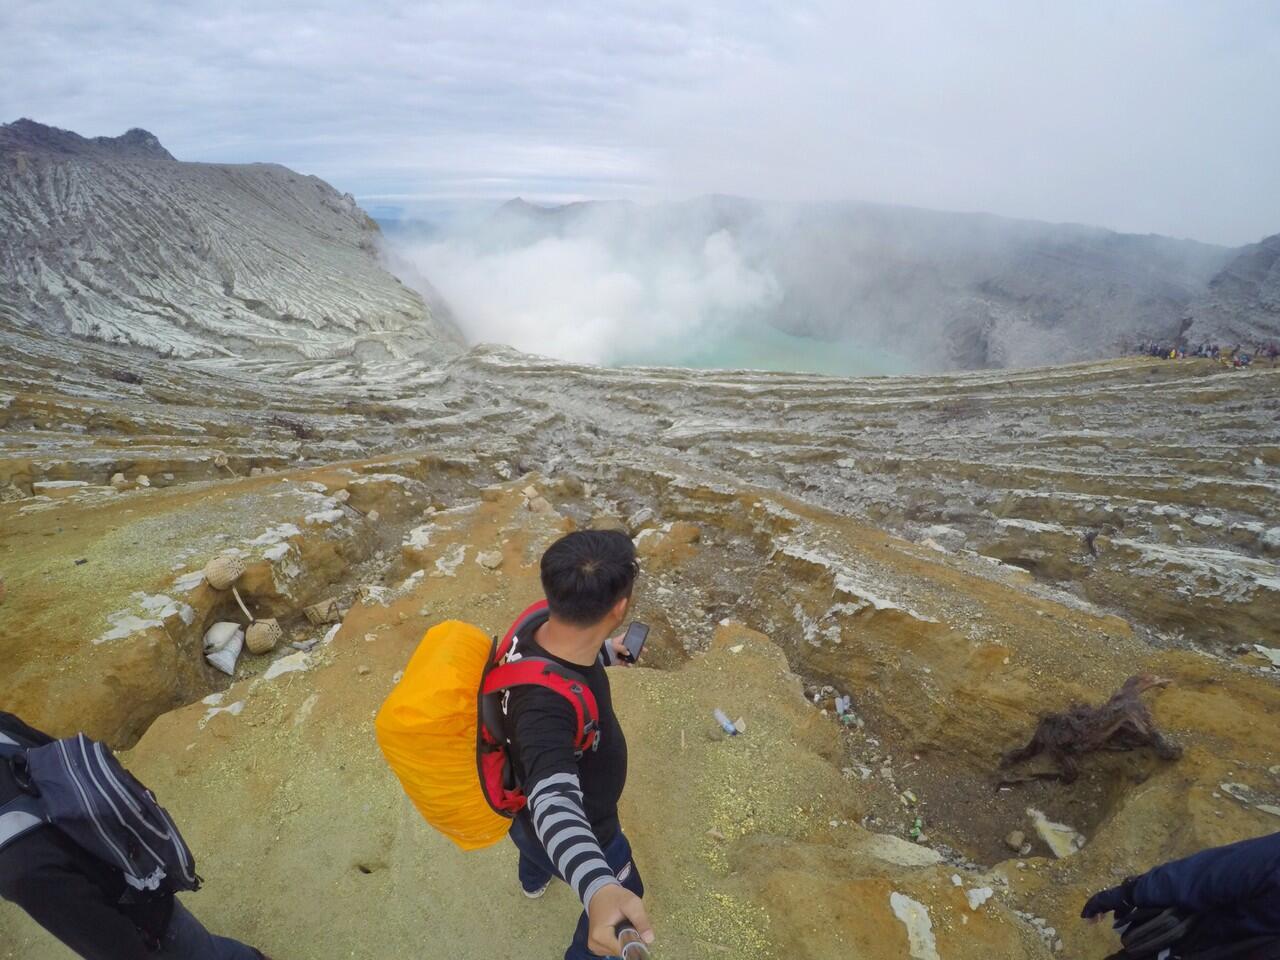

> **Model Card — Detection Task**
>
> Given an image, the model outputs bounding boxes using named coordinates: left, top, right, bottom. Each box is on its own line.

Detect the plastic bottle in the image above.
left=713, top=708, right=738, bottom=736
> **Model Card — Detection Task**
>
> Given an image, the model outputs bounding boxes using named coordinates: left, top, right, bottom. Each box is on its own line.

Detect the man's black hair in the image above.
left=540, top=529, right=639, bottom=626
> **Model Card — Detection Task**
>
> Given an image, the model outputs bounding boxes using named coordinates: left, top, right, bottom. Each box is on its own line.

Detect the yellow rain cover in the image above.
left=375, top=620, right=511, bottom=850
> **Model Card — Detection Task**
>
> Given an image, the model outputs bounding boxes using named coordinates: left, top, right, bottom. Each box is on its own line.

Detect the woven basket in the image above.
left=245, top=618, right=283, bottom=654
left=304, top=598, right=342, bottom=626
left=204, top=554, right=246, bottom=590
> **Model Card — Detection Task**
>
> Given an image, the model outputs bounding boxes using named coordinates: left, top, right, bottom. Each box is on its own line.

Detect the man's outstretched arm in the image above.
left=513, top=688, right=652, bottom=954
left=1131, top=833, right=1280, bottom=914
left=525, top=770, right=652, bottom=954
left=525, top=770, right=619, bottom=908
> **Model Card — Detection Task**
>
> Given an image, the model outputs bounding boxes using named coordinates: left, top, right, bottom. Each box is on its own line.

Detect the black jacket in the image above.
left=1131, top=831, right=1280, bottom=949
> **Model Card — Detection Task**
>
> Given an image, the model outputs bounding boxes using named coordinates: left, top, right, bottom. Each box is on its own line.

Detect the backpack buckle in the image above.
left=7, top=755, right=37, bottom=796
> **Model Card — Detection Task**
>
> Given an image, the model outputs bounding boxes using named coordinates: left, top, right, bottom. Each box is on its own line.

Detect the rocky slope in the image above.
left=1186, top=232, right=1280, bottom=346
left=446, top=195, right=1238, bottom=369
left=2, top=452, right=1277, bottom=959
left=0, top=119, right=462, bottom=360
left=2, top=316, right=1275, bottom=665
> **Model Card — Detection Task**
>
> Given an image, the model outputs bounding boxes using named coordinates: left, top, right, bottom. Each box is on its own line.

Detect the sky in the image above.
left=2, top=0, right=1279, bottom=246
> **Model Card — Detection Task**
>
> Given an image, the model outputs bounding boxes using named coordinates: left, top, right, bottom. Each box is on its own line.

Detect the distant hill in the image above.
left=478, top=195, right=1245, bottom=369
left=0, top=119, right=462, bottom=360
left=1185, top=233, right=1280, bottom=347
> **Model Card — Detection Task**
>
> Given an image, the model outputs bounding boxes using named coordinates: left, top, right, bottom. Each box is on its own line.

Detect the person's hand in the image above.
left=587, top=883, right=653, bottom=956
left=1081, top=878, right=1137, bottom=921
left=607, top=636, right=632, bottom=665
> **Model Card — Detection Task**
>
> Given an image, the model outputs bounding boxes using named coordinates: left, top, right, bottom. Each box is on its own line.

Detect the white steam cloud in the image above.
left=396, top=218, right=780, bottom=366
left=383, top=196, right=1232, bottom=375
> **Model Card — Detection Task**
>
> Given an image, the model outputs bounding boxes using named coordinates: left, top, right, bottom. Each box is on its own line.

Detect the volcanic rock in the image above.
left=0, top=119, right=462, bottom=360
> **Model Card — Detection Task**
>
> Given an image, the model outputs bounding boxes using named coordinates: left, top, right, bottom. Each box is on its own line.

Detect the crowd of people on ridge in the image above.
left=1133, top=339, right=1279, bottom=367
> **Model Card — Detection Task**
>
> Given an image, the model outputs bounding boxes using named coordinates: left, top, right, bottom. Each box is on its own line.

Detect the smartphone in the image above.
left=620, top=622, right=649, bottom=664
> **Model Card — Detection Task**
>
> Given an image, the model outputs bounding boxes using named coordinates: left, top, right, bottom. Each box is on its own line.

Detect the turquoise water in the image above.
left=609, top=324, right=916, bottom=377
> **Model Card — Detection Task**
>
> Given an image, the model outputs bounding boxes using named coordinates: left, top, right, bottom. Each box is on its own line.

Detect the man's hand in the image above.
left=1081, top=878, right=1138, bottom=921
left=587, top=883, right=654, bottom=956
left=607, top=636, right=632, bottom=665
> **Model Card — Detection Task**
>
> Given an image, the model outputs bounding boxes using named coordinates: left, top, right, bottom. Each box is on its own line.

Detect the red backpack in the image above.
left=477, top=600, right=600, bottom=817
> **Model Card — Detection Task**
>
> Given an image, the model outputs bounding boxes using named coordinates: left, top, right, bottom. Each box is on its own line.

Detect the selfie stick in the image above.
left=615, top=922, right=651, bottom=959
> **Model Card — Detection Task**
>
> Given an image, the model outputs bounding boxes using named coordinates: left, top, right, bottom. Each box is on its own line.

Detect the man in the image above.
left=1083, top=831, right=1280, bottom=957
left=0, top=711, right=267, bottom=959
left=503, top=529, right=655, bottom=959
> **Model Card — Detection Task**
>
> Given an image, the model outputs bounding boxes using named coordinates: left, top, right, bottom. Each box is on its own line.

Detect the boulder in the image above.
left=589, top=512, right=629, bottom=533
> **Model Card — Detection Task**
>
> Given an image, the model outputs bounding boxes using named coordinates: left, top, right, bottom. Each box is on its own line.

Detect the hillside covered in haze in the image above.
left=6, top=118, right=1276, bottom=374
left=392, top=195, right=1278, bottom=372
left=1186, top=232, right=1280, bottom=346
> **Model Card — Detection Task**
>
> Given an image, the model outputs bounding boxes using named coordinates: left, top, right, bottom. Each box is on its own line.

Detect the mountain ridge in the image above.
left=0, top=119, right=462, bottom=360
left=0, top=117, right=175, bottom=160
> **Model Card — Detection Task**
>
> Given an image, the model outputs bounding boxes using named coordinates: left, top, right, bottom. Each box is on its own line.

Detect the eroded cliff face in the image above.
left=0, top=119, right=462, bottom=360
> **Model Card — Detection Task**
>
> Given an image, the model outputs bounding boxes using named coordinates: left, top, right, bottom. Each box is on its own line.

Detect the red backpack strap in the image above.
left=481, top=658, right=600, bottom=753
left=495, top=600, right=550, bottom=663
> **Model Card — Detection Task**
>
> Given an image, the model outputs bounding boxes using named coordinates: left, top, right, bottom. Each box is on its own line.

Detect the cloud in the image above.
left=2, top=0, right=1278, bottom=243
left=634, top=1, right=1280, bottom=245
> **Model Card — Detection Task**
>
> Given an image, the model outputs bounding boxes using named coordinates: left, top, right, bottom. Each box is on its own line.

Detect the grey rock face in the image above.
left=0, top=119, right=463, bottom=360
left=1186, top=233, right=1280, bottom=347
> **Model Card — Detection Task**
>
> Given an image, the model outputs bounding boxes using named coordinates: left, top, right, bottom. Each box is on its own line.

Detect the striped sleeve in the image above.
left=526, top=771, right=619, bottom=910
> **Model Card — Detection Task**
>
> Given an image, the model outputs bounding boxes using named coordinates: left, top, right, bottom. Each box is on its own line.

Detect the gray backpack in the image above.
left=0, top=725, right=199, bottom=898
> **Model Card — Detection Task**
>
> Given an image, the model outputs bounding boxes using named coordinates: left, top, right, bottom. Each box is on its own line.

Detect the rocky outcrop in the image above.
left=0, top=119, right=463, bottom=360
left=1185, top=232, right=1280, bottom=346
